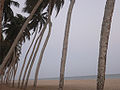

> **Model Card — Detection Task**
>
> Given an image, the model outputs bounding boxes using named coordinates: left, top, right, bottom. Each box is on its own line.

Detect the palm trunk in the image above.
left=8, top=67, right=14, bottom=84
left=20, top=33, right=41, bottom=88
left=20, top=28, right=44, bottom=88
left=22, top=20, right=49, bottom=90
left=32, top=19, right=52, bottom=90
left=0, top=0, right=43, bottom=75
left=0, top=0, right=5, bottom=77
left=18, top=30, right=38, bottom=88
left=58, top=0, right=75, bottom=90
left=6, top=49, right=17, bottom=85
left=0, top=0, right=5, bottom=41
left=97, top=0, right=115, bottom=90
left=32, top=2, right=52, bottom=90
left=23, top=32, right=44, bottom=90
left=12, top=61, right=18, bottom=87
left=4, top=49, right=16, bottom=84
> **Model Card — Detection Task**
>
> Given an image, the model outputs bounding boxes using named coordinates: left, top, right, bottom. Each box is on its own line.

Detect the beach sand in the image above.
left=0, top=79, right=120, bottom=90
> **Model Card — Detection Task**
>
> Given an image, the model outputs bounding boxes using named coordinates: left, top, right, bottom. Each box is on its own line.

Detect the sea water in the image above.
left=39, top=74, right=120, bottom=80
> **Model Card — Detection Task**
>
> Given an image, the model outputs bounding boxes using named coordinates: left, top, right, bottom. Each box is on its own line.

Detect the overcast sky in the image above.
left=12, top=0, right=120, bottom=79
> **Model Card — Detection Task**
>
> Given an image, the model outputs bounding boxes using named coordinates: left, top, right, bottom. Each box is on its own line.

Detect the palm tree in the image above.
left=31, top=1, right=52, bottom=90
left=23, top=0, right=64, bottom=16
left=0, top=0, right=65, bottom=74
left=22, top=16, right=51, bottom=90
left=0, top=0, right=44, bottom=75
left=2, top=14, right=30, bottom=84
left=32, top=20, right=52, bottom=90
left=0, top=0, right=19, bottom=66
left=17, top=29, right=37, bottom=88
left=97, top=0, right=115, bottom=90
left=2, top=14, right=30, bottom=65
left=18, top=11, right=48, bottom=88
left=19, top=0, right=64, bottom=89
left=0, top=0, right=20, bottom=82
left=0, top=0, right=19, bottom=41
left=0, top=0, right=5, bottom=42
left=0, top=1, right=65, bottom=88
left=58, top=0, right=75, bottom=90
left=3, top=0, right=19, bottom=23
left=21, top=24, right=47, bottom=89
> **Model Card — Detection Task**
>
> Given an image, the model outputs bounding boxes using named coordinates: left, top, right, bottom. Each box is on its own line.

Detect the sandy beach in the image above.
left=0, top=79, right=120, bottom=90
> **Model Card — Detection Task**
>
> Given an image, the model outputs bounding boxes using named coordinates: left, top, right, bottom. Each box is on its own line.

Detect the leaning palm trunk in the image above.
left=3, top=63, right=11, bottom=83
left=4, top=49, right=16, bottom=84
left=18, top=30, right=38, bottom=88
left=97, top=0, right=115, bottom=90
left=12, top=61, right=18, bottom=87
left=25, top=2, right=52, bottom=90
left=21, top=26, right=44, bottom=88
left=32, top=19, right=52, bottom=90
left=5, top=52, right=16, bottom=84
left=7, top=67, right=14, bottom=84
left=20, top=32, right=42, bottom=88
left=21, top=20, right=48, bottom=89
left=0, top=0, right=5, bottom=83
left=6, top=50, right=18, bottom=86
left=22, top=20, right=50, bottom=90
left=0, top=0, right=43, bottom=75
left=32, top=2, right=52, bottom=90
left=58, top=0, right=75, bottom=90
left=0, top=0, right=5, bottom=41
left=5, top=60, right=14, bottom=83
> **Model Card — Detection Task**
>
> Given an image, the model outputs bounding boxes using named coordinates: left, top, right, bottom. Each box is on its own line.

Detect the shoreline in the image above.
left=0, top=79, right=120, bottom=90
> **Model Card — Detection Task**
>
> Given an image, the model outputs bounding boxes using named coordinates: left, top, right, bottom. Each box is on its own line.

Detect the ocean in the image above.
left=39, top=74, right=120, bottom=80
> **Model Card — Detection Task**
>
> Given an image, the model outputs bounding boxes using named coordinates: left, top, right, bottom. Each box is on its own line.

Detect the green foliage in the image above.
left=3, top=14, right=30, bottom=42
left=23, top=0, right=64, bottom=16
left=3, top=0, right=20, bottom=23
left=0, top=0, right=65, bottom=66
left=1, top=14, right=30, bottom=65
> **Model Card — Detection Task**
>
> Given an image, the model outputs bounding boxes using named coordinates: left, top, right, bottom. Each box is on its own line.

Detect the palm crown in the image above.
left=3, top=0, right=19, bottom=23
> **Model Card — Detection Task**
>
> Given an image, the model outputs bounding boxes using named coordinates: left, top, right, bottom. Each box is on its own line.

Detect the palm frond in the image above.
left=55, top=0, right=64, bottom=16
left=10, top=0, right=20, bottom=7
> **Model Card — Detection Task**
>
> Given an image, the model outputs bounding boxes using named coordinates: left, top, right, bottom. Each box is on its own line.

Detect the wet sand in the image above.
left=0, top=79, right=120, bottom=90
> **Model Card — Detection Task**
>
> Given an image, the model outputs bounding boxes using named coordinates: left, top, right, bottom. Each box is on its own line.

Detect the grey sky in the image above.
left=12, top=0, right=120, bottom=79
